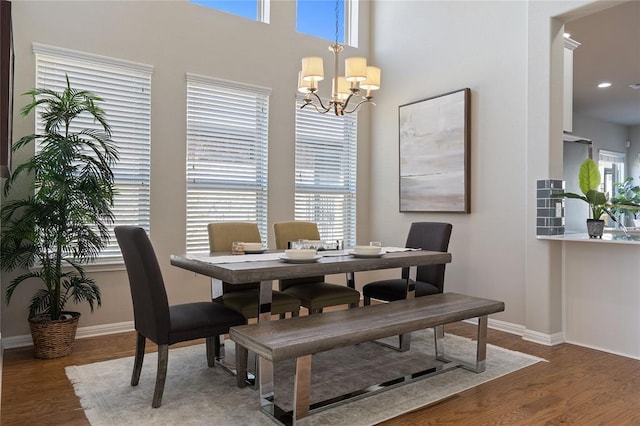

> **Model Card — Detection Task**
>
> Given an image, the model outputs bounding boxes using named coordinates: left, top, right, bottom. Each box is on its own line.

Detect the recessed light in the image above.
left=564, top=32, right=571, bottom=38
left=597, top=82, right=612, bottom=88
left=629, top=83, right=640, bottom=90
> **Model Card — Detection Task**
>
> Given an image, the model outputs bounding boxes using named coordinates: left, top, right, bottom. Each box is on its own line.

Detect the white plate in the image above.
left=279, top=255, right=321, bottom=263
left=244, top=249, right=267, bottom=254
left=350, top=252, right=385, bottom=258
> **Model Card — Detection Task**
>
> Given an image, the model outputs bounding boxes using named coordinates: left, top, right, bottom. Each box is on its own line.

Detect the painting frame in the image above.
left=0, top=0, right=14, bottom=178
left=398, top=88, right=470, bottom=213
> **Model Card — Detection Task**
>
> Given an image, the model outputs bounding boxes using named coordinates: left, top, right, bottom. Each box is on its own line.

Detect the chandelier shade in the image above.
left=360, top=66, right=381, bottom=91
left=297, top=72, right=314, bottom=93
left=345, top=57, right=367, bottom=82
left=301, top=57, right=325, bottom=82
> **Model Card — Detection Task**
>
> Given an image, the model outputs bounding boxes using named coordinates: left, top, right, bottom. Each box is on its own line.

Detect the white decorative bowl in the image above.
left=242, top=242, right=263, bottom=251
left=284, top=249, right=317, bottom=259
left=353, top=245, right=382, bottom=255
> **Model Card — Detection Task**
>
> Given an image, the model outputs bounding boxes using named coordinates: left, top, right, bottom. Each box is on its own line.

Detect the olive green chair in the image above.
left=208, top=222, right=301, bottom=319
left=273, top=221, right=360, bottom=313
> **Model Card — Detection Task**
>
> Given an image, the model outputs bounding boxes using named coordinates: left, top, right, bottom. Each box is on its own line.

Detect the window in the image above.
left=295, top=98, right=357, bottom=247
left=33, top=44, right=152, bottom=262
left=186, top=74, right=270, bottom=253
left=598, top=150, right=625, bottom=197
left=189, top=0, right=269, bottom=23
left=297, top=0, right=358, bottom=47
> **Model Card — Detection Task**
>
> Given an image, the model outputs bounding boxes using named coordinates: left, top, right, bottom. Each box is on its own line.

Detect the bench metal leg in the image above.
left=259, top=357, right=275, bottom=412
left=435, top=315, right=488, bottom=373
left=293, top=354, right=313, bottom=422
left=474, top=315, right=488, bottom=372
left=434, top=324, right=445, bottom=360
left=245, top=280, right=275, bottom=389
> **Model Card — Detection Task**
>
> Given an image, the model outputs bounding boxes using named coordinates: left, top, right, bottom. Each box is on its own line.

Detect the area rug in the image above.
left=66, top=329, right=544, bottom=425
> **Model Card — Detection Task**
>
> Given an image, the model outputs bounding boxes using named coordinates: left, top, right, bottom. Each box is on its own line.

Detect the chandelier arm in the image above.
left=308, top=91, right=332, bottom=112
left=343, top=99, right=376, bottom=114
left=341, top=92, right=358, bottom=111
left=305, top=102, right=331, bottom=114
left=300, top=92, right=331, bottom=114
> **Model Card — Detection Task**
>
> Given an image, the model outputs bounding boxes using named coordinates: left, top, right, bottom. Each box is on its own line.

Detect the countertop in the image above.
left=537, top=231, right=640, bottom=245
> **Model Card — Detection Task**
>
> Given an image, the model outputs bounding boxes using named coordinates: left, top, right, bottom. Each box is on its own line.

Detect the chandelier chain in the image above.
left=334, top=0, right=340, bottom=46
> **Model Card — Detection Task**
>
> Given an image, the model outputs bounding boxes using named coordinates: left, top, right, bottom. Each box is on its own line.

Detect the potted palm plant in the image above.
left=0, top=76, right=118, bottom=358
left=561, top=158, right=613, bottom=238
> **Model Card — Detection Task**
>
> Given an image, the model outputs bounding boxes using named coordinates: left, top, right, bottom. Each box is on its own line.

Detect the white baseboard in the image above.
left=463, top=318, right=565, bottom=346
left=522, top=328, right=565, bottom=346
left=563, top=338, right=640, bottom=361
left=1, top=321, right=134, bottom=350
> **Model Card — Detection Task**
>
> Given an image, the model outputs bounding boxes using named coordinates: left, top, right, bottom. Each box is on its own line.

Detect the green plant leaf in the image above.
left=560, top=192, right=587, bottom=202
left=578, top=158, right=601, bottom=195
left=586, top=190, right=607, bottom=205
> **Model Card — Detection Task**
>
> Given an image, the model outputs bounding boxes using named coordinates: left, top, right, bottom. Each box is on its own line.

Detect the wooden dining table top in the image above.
left=170, top=250, right=452, bottom=284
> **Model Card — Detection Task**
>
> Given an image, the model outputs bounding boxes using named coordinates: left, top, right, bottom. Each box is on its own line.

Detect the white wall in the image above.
left=370, top=0, right=610, bottom=340
left=2, top=0, right=372, bottom=338
left=573, top=113, right=630, bottom=158
left=370, top=0, right=528, bottom=324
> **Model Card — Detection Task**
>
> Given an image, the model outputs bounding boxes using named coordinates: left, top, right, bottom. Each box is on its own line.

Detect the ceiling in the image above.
left=565, top=1, right=640, bottom=127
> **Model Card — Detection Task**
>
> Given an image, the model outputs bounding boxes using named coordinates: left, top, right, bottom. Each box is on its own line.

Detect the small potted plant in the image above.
left=561, top=158, right=614, bottom=238
left=0, top=76, right=118, bottom=358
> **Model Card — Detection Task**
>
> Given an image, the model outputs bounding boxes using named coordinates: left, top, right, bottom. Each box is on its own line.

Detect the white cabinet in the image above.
left=563, top=37, right=580, bottom=132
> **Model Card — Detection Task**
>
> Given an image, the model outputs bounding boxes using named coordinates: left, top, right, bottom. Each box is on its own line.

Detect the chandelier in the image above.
left=297, top=1, right=381, bottom=116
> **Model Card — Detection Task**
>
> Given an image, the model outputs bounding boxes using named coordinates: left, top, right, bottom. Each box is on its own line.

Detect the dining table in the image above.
left=170, top=248, right=452, bottom=392
left=170, top=248, right=452, bottom=321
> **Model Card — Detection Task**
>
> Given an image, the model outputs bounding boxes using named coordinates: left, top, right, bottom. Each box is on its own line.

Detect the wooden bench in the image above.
left=230, top=292, right=505, bottom=425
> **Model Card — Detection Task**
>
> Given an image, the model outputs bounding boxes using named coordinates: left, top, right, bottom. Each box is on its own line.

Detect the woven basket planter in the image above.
left=29, top=312, right=81, bottom=359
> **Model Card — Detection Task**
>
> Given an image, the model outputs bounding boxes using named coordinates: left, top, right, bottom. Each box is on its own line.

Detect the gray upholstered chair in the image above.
left=273, top=221, right=361, bottom=313
left=115, top=226, right=247, bottom=408
left=207, top=222, right=301, bottom=319
left=363, top=222, right=452, bottom=304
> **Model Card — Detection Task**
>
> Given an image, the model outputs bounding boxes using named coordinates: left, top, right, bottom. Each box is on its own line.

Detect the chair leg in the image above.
left=131, top=332, right=146, bottom=386
left=363, top=296, right=371, bottom=306
left=152, top=344, right=169, bottom=408
left=205, top=336, right=215, bottom=367
left=213, top=336, right=221, bottom=359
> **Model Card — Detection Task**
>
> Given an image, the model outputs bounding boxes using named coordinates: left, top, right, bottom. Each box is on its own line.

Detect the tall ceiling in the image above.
left=565, top=0, right=640, bottom=127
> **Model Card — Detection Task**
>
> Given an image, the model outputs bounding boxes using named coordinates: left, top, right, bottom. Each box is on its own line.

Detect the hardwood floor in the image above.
left=2, top=321, right=640, bottom=425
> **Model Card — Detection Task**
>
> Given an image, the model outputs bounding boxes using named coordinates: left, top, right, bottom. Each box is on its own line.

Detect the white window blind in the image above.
left=295, top=99, right=357, bottom=247
left=33, top=44, right=152, bottom=261
left=186, top=74, right=270, bottom=253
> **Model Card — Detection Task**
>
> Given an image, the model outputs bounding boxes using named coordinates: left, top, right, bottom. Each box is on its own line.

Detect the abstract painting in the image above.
left=399, top=88, right=470, bottom=212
